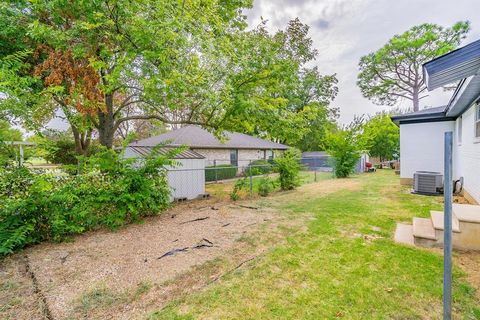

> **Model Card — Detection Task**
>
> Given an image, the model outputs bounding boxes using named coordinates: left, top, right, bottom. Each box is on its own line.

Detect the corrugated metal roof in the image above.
left=423, top=39, right=480, bottom=90
left=129, top=126, right=289, bottom=150
left=128, top=146, right=205, bottom=159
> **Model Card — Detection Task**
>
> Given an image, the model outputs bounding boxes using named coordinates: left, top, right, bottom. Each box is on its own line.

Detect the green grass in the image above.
left=151, top=170, right=480, bottom=319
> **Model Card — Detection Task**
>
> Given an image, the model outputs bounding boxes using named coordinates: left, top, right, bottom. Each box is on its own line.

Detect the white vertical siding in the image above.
left=399, top=121, right=455, bottom=179
left=124, top=147, right=206, bottom=201
left=454, top=104, right=480, bottom=203
left=167, top=159, right=205, bottom=200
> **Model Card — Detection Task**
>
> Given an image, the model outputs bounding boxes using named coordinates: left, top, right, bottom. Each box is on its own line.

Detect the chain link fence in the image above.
left=165, top=157, right=337, bottom=200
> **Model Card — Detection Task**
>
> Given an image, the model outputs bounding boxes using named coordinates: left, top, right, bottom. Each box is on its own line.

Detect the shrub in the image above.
left=257, top=176, right=276, bottom=197
left=244, top=159, right=273, bottom=176
left=205, top=164, right=237, bottom=182
left=0, top=146, right=178, bottom=255
left=230, top=178, right=249, bottom=201
left=275, top=148, right=301, bottom=190
left=326, top=130, right=360, bottom=178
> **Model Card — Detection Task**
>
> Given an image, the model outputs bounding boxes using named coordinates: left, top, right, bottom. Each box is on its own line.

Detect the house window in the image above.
left=230, top=149, right=238, bottom=167
left=265, top=149, right=273, bottom=160
left=476, top=105, right=480, bottom=139
left=458, top=116, right=462, bottom=144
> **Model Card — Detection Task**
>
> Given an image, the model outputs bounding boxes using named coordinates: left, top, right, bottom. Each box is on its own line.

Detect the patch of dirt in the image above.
left=1, top=178, right=354, bottom=320
left=274, top=177, right=361, bottom=202
left=453, top=195, right=471, bottom=204
left=455, top=251, right=480, bottom=300
left=17, top=197, right=289, bottom=320
left=0, top=256, right=45, bottom=320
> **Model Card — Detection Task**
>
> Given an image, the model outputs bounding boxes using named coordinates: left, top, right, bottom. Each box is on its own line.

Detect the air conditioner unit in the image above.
left=413, top=171, right=443, bottom=194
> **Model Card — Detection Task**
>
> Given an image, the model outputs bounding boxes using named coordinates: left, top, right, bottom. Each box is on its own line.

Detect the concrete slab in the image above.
left=413, top=217, right=436, bottom=240
left=394, top=223, right=414, bottom=246
left=453, top=204, right=480, bottom=223
left=430, top=210, right=460, bottom=232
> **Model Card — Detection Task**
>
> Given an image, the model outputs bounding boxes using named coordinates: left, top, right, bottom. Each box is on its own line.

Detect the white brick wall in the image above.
left=454, top=104, right=480, bottom=203
left=400, top=121, right=455, bottom=179
left=192, top=149, right=231, bottom=167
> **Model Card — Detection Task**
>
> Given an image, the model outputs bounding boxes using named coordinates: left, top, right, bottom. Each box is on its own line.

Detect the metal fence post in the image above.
left=214, top=160, right=218, bottom=183
left=249, top=160, right=253, bottom=195
left=443, top=131, right=453, bottom=320
left=314, top=169, right=317, bottom=182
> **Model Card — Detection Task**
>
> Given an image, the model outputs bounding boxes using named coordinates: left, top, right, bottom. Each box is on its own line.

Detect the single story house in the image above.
left=392, top=39, right=480, bottom=204
left=127, top=125, right=289, bottom=169
left=301, top=151, right=369, bottom=173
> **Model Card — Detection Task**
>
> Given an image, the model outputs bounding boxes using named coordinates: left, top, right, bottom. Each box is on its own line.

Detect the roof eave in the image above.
left=423, top=39, right=480, bottom=91
left=391, top=112, right=447, bottom=126
left=446, top=74, right=480, bottom=117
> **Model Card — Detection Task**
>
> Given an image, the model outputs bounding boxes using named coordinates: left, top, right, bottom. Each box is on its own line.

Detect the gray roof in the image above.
left=302, top=151, right=329, bottom=158
left=423, top=39, right=480, bottom=90
left=390, top=106, right=449, bottom=124
left=129, top=126, right=289, bottom=150
left=446, top=74, right=480, bottom=117
left=128, top=146, right=205, bottom=159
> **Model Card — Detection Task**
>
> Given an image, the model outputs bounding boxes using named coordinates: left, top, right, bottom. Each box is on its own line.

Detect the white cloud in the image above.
left=246, top=0, right=480, bottom=124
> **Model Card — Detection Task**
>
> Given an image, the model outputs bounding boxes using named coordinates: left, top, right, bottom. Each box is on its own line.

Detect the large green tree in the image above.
left=290, top=67, right=338, bottom=150
left=1, top=2, right=337, bottom=153
left=360, top=114, right=399, bottom=162
left=1, top=0, right=255, bottom=150
left=357, top=22, right=470, bottom=111
left=221, top=22, right=338, bottom=148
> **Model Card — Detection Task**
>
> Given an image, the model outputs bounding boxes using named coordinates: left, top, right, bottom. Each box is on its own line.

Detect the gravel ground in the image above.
left=3, top=198, right=278, bottom=319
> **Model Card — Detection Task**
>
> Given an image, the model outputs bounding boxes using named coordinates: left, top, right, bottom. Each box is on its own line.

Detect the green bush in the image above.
left=244, top=160, right=273, bottom=176
left=275, top=148, right=301, bottom=190
left=257, top=176, right=276, bottom=197
left=326, top=130, right=360, bottom=178
left=205, top=164, right=237, bottom=182
left=0, top=146, right=178, bottom=255
left=230, top=178, right=249, bottom=201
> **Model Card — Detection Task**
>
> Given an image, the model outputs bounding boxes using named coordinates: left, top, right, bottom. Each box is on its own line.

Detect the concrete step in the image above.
left=453, top=204, right=480, bottom=223
left=394, top=223, right=414, bottom=246
left=452, top=204, right=480, bottom=250
left=430, top=211, right=460, bottom=232
left=413, top=217, right=436, bottom=240
left=413, top=217, right=438, bottom=248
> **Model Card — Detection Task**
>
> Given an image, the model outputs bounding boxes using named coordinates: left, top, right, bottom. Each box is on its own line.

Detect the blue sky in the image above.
left=246, top=0, right=480, bottom=123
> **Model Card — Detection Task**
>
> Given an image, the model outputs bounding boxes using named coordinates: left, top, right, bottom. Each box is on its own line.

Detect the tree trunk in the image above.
left=72, top=126, right=92, bottom=156
left=412, top=86, right=419, bottom=112
left=97, top=94, right=115, bottom=148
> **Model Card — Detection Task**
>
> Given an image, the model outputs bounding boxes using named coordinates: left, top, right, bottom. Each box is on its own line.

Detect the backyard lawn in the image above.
left=153, top=170, right=480, bottom=320
left=1, top=170, right=479, bottom=319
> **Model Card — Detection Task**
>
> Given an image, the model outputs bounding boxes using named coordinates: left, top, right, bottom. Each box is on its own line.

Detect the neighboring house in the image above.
left=301, top=151, right=332, bottom=172
left=127, top=125, right=289, bottom=170
left=392, top=39, right=480, bottom=204
left=301, top=151, right=369, bottom=173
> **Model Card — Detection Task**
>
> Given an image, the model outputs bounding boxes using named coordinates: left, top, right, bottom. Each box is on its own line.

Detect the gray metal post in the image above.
left=214, top=160, right=218, bottom=183
left=443, top=131, right=453, bottom=320
left=249, top=160, right=253, bottom=195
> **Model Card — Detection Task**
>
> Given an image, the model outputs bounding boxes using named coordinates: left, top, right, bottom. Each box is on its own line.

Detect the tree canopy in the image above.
left=359, top=114, right=399, bottom=162
left=0, top=1, right=338, bottom=153
left=357, top=22, right=470, bottom=111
